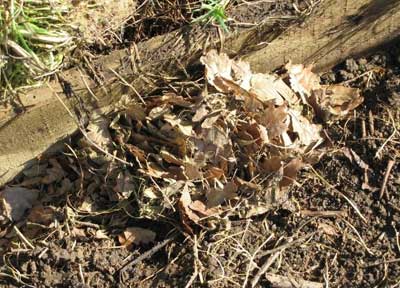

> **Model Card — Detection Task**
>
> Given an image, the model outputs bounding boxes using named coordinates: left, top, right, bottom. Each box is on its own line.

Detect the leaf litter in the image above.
left=2, top=50, right=364, bottom=240
left=95, top=49, right=361, bottom=233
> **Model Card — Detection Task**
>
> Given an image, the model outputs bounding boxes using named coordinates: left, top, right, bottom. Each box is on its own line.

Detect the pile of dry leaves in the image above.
left=112, top=50, right=362, bottom=237
left=0, top=50, right=363, bottom=245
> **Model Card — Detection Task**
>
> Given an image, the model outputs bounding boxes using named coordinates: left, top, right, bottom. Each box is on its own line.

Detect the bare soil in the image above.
left=1, top=1, right=400, bottom=288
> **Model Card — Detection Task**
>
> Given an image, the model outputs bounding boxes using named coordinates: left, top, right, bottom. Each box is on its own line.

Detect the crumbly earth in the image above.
left=1, top=1, right=400, bottom=288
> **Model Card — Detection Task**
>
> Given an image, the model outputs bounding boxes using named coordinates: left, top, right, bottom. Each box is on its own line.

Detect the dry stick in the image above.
left=264, top=273, right=323, bottom=288
left=250, top=250, right=281, bottom=288
left=300, top=210, right=346, bottom=218
left=379, top=159, right=396, bottom=199
left=117, top=235, right=176, bottom=276
left=310, top=167, right=367, bottom=224
left=256, top=232, right=315, bottom=259
left=368, top=110, right=375, bottom=136
left=13, top=226, right=35, bottom=250
left=243, top=234, right=275, bottom=288
left=251, top=233, right=316, bottom=287
left=185, top=234, right=200, bottom=288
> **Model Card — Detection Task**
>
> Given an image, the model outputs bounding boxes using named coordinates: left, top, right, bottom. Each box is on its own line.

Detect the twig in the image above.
left=311, top=167, right=367, bottom=223
left=185, top=234, right=200, bottom=288
left=300, top=210, right=346, bottom=218
left=79, top=264, right=85, bottom=285
left=243, top=234, right=274, bottom=288
left=379, top=159, right=396, bottom=199
left=117, top=235, right=176, bottom=276
left=256, top=232, right=315, bottom=259
left=264, top=273, right=323, bottom=288
left=375, top=110, right=398, bottom=159
left=13, top=226, right=35, bottom=250
left=368, top=110, right=375, bottom=135
left=108, top=68, right=145, bottom=104
left=250, top=250, right=281, bottom=288
left=363, top=258, right=400, bottom=268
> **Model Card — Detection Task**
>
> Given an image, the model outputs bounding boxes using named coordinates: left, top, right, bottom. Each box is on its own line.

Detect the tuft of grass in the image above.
left=191, top=0, right=230, bottom=32
left=0, top=0, right=74, bottom=103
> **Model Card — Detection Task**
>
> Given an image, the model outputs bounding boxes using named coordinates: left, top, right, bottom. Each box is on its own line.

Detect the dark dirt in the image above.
left=1, top=2, right=400, bottom=288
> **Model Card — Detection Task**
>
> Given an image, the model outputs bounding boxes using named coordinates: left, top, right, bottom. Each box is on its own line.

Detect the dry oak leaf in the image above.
left=249, top=73, right=298, bottom=105
left=285, top=62, right=320, bottom=97
left=206, top=181, right=238, bottom=208
left=192, top=104, right=209, bottom=122
left=201, top=50, right=297, bottom=107
left=311, top=85, right=363, bottom=119
left=256, top=103, right=289, bottom=140
left=189, top=200, right=220, bottom=217
left=179, top=187, right=201, bottom=224
left=113, top=171, right=136, bottom=199
left=260, top=156, right=282, bottom=173
left=0, top=187, right=39, bottom=222
left=118, top=227, right=156, bottom=248
left=27, top=205, right=56, bottom=226
left=280, top=158, right=303, bottom=188
left=288, top=109, right=323, bottom=148
left=163, top=113, right=193, bottom=137
left=41, top=159, right=65, bottom=184
left=86, top=109, right=113, bottom=148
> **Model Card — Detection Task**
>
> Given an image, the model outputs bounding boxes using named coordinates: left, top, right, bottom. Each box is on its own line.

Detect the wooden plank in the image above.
left=243, top=0, right=400, bottom=72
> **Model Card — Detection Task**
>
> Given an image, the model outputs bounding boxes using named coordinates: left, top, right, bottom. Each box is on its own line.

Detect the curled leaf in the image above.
left=0, top=187, right=39, bottom=222
left=118, top=227, right=156, bottom=248
left=206, top=182, right=238, bottom=208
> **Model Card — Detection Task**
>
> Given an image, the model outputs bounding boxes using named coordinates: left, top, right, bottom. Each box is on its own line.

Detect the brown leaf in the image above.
left=201, top=114, right=221, bottom=129
left=160, top=93, right=192, bottom=107
left=178, top=186, right=199, bottom=235
left=163, top=114, right=193, bottom=137
left=288, top=109, right=323, bottom=148
left=42, top=159, right=65, bottom=184
left=256, top=103, right=289, bottom=140
left=189, top=200, right=220, bottom=217
left=94, top=230, right=109, bottom=240
left=193, top=104, right=209, bottom=122
left=71, top=227, right=86, bottom=238
left=204, top=166, right=225, bottom=180
left=118, top=227, right=156, bottom=248
left=148, top=104, right=171, bottom=119
left=201, top=50, right=236, bottom=92
left=126, top=144, right=147, bottom=163
left=140, top=162, right=168, bottom=178
left=250, top=73, right=298, bottom=105
left=86, top=109, right=112, bottom=148
left=183, top=160, right=203, bottom=180
left=113, top=171, right=135, bottom=198
left=0, top=187, right=39, bottom=222
left=260, top=156, right=282, bottom=173
left=160, top=150, right=183, bottom=166
left=311, top=85, right=363, bottom=119
left=201, top=50, right=295, bottom=108
left=125, top=103, right=146, bottom=121
left=280, top=158, right=303, bottom=188
left=179, top=187, right=201, bottom=223
left=206, top=182, right=238, bottom=208
left=285, top=62, right=320, bottom=98
left=27, top=205, right=55, bottom=225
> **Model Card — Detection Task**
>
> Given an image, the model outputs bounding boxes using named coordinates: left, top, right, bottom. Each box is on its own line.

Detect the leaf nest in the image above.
left=81, top=50, right=363, bottom=235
